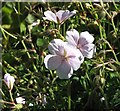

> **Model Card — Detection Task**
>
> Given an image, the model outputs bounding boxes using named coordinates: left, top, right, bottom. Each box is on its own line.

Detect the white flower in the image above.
left=66, top=29, right=95, bottom=58
left=44, top=39, right=84, bottom=79
left=16, top=97, right=25, bottom=104
left=4, top=73, right=15, bottom=90
left=43, top=10, right=76, bottom=24
left=100, top=97, right=105, bottom=102
left=29, top=103, right=34, bottom=106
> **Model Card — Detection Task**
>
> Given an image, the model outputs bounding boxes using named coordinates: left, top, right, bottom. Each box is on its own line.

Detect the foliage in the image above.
left=1, top=1, right=120, bottom=111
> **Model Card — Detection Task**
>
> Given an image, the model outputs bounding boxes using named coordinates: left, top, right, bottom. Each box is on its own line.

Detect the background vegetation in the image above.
left=1, top=1, right=120, bottom=111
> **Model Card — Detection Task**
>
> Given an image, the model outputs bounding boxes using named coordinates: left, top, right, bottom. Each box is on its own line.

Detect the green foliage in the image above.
left=1, top=1, right=120, bottom=111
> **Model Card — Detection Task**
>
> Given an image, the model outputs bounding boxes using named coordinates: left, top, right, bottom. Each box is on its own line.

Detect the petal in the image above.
left=56, top=60, right=73, bottom=79
left=80, top=44, right=95, bottom=58
left=58, top=10, right=76, bottom=24
left=48, top=39, right=65, bottom=55
left=44, top=54, right=62, bottom=70
left=43, top=11, right=57, bottom=23
left=66, top=29, right=80, bottom=46
left=56, top=10, right=65, bottom=23
left=64, top=43, right=82, bottom=58
left=66, top=10, right=76, bottom=19
left=4, top=73, right=10, bottom=81
left=68, top=56, right=84, bottom=71
left=79, top=31, right=94, bottom=45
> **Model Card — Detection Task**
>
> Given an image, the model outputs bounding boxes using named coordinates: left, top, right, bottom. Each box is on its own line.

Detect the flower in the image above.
left=66, top=29, right=95, bottom=59
left=16, top=97, right=25, bottom=104
left=44, top=39, right=84, bottom=79
left=29, top=103, right=34, bottom=106
left=4, top=73, right=15, bottom=90
left=43, top=10, right=76, bottom=24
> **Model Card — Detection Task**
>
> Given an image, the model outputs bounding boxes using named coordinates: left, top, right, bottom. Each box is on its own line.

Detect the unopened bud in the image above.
left=4, top=73, right=15, bottom=91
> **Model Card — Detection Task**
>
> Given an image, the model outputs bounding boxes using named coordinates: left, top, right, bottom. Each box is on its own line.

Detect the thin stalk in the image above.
left=9, top=90, right=14, bottom=103
left=111, top=18, right=117, bottom=36
left=0, top=25, right=17, bottom=39
left=67, top=80, right=71, bottom=111
left=21, top=40, right=38, bottom=72
left=102, top=38, right=118, bottom=62
left=0, top=100, right=15, bottom=105
left=3, top=60, right=17, bottom=72
left=21, top=40, right=31, bottom=58
left=99, top=86, right=109, bottom=110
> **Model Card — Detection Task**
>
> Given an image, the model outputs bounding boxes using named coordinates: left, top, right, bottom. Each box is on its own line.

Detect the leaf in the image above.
left=36, top=38, right=45, bottom=47
left=20, top=22, right=26, bottom=34
left=25, top=14, right=36, bottom=24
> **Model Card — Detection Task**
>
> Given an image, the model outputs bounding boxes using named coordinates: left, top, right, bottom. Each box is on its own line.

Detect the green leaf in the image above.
left=36, top=38, right=45, bottom=47
left=20, top=22, right=26, bottom=34
left=25, top=14, right=36, bottom=24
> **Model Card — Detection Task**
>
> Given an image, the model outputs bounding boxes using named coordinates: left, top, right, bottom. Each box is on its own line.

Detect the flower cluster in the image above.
left=43, top=10, right=95, bottom=79
left=44, top=30, right=95, bottom=79
left=43, top=10, right=76, bottom=24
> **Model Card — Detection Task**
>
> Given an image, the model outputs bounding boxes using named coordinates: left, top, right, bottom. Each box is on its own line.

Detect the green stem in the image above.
left=21, top=40, right=38, bottom=72
left=0, top=25, right=17, bottom=39
left=0, top=100, right=15, bottom=105
left=67, top=80, right=71, bottom=111
left=9, top=90, right=14, bottom=103
left=99, top=86, right=109, bottom=110
left=102, top=38, right=118, bottom=62
left=111, top=18, right=117, bottom=36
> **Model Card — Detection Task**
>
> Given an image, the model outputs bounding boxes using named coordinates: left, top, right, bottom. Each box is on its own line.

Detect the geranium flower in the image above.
left=43, top=10, right=76, bottom=24
left=4, top=73, right=15, bottom=91
left=66, top=29, right=95, bottom=58
left=44, top=39, right=84, bottom=79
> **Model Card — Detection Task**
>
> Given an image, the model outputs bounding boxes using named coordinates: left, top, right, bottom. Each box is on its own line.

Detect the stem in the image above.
left=0, top=100, right=15, bottom=105
left=9, top=90, right=14, bottom=103
left=111, top=18, right=117, bottom=36
left=58, top=24, right=61, bottom=31
left=21, top=40, right=38, bottom=72
left=67, top=80, right=71, bottom=111
left=102, top=38, right=118, bottom=62
left=0, top=25, right=17, bottom=39
left=99, top=86, right=109, bottom=110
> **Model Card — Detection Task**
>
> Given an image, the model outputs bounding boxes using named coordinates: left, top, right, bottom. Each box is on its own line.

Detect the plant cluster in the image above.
left=1, top=1, right=120, bottom=111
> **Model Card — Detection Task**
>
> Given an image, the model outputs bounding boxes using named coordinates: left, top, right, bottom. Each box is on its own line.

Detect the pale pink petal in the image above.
left=66, top=29, right=79, bottom=46
left=44, top=54, right=62, bottom=70
left=61, top=10, right=76, bottom=24
left=56, top=60, right=73, bottom=79
left=64, top=43, right=82, bottom=58
left=79, top=31, right=94, bottom=45
left=66, top=10, right=76, bottom=19
left=4, top=73, right=10, bottom=81
left=56, top=10, right=65, bottom=23
left=43, top=11, right=57, bottom=23
left=48, top=39, right=65, bottom=55
left=80, top=44, right=95, bottom=58
left=4, top=73, right=15, bottom=90
left=68, top=56, right=84, bottom=71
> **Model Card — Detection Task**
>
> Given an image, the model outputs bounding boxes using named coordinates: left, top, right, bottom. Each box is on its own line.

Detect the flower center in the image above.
left=63, top=49, right=68, bottom=61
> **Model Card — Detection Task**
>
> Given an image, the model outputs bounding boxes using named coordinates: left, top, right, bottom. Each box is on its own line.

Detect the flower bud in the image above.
left=4, top=73, right=15, bottom=91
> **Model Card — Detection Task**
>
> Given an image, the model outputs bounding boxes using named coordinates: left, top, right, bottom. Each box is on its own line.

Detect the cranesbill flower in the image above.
left=44, top=39, right=84, bottom=79
left=4, top=73, right=15, bottom=91
left=43, top=10, right=76, bottom=24
left=66, top=29, right=95, bottom=58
